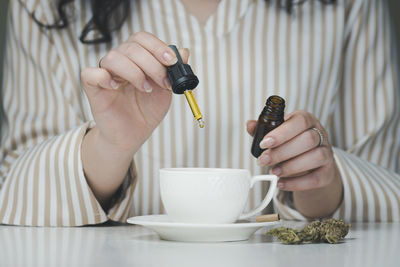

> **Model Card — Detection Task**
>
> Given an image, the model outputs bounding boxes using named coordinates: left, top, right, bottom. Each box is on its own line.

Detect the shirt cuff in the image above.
left=330, top=147, right=400, bottom=222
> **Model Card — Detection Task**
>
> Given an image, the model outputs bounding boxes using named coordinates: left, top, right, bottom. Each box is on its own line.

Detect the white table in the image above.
left=0, top=222, right=398, bottom=267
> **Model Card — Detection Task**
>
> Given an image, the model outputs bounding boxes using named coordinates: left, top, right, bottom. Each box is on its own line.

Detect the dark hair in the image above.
left=34, top=0, right=336, bottom=44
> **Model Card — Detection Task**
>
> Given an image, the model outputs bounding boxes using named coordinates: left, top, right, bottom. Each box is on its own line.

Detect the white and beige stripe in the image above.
left=0, top=0, right=399, bottom=226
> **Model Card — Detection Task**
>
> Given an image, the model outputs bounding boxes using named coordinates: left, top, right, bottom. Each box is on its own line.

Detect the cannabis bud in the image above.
left=266, top=218, right=351, bottom=245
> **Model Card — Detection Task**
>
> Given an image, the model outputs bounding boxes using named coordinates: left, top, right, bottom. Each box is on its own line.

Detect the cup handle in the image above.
left=238, top=175, right=278, bottom=220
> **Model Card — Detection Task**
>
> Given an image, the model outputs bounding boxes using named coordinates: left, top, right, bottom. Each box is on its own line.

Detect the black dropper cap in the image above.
left=167, top=45, right=199, bottom=94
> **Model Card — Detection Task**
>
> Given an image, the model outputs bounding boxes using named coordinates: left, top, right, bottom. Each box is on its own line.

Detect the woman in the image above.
left=0, top=0, right=399, bottom=226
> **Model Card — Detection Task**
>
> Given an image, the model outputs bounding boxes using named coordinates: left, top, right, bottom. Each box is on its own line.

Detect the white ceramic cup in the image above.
left=159, top=168, right=278, bottom=224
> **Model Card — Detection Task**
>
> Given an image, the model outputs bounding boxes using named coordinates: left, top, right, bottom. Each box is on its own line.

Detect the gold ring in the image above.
left=311, top=127, right=324, bottom=147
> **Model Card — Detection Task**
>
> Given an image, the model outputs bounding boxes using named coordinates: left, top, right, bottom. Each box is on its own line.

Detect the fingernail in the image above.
left=257, top=154, right=271, bottom=165
left=143, top=80, right=152, bottom=93
left=163, top=77, right=172, bottom=90
left=110, top=79, right=119, bottom=90
left=272, top=167, right=282, bottom=176
left=277, top=182, right=285, bottom=189
left=163, top=51, right=177, bottom=64
left=260, top=137, right=275, bottom=149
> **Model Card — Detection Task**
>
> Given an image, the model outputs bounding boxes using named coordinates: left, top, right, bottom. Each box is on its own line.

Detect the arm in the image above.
left=0, top=0, right=137, bottom=226
left=81, top=127, right=135, bottom=210
left=1, top=0, right=190, bottom=225
left=326, top=0, right=400, bottom=222
left=272, top=0, right=400, bottom=221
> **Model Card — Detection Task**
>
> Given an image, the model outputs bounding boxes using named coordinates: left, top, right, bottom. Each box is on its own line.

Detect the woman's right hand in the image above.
left=81, top=31, right=189, bottom=155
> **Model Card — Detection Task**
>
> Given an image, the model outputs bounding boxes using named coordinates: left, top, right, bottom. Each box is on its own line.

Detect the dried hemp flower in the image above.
left=266, top=218, right=351, bottom=245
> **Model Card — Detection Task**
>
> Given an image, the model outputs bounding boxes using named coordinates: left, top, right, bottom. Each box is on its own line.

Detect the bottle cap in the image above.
left=167, top=45, right=199, bottom=94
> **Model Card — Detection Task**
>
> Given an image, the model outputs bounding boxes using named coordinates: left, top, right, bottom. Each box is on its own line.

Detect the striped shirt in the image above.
left=1, top=0, right=399, bottom=226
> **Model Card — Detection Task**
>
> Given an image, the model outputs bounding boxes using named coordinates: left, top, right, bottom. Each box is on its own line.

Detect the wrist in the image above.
left=81, top=126, right=135, bottom=207
left=293, top=165, right=343, bottom=218
left=88, top=126, right=138, bottom=158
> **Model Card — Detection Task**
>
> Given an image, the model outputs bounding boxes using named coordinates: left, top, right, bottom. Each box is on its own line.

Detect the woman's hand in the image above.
left=80, top=32, right=189, bottom=208
left=81, top=31, right=189, bottom=154
left=247, top=110, right=343, bottom=218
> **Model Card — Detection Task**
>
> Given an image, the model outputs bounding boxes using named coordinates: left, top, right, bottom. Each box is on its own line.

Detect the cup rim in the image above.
left=160, top=168, right=249, bottom=174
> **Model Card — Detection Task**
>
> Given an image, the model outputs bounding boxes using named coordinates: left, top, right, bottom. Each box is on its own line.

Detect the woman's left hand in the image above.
left=247, top=110, right=341, bottom=192
left=247, top=110, right=343, bottom=217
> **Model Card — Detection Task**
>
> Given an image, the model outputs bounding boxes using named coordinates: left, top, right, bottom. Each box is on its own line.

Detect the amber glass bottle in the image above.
left=251, top=95, right=285, bottom=158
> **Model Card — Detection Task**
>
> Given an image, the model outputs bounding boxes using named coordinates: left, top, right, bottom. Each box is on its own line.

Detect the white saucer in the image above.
left=127, top=215, right=280, bottom=242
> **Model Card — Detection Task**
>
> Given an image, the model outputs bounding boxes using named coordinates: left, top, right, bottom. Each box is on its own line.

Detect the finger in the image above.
left=277, top=165, right=333, bottom=191
left=260, top=110, right=317, bottom=149
left=246, top=120, right=258, bottom=137
left=258, top=128, right=323, bottom=166
left=129, top=31, right=178, bottom=66
left=270, top=146, right=331, bottom=177
left=145, top=78, right=172, bottom=98
left=100, top=50, right=152, bottom=93
left=81, top=67, right=119, bottom=93
left=119, top=42, right=171, bottom=90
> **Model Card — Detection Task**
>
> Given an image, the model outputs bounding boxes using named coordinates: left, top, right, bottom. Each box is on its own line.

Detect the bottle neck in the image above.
left=261, top=106, right=284, bottom=121
left=261, top=95, right=285, bottom=121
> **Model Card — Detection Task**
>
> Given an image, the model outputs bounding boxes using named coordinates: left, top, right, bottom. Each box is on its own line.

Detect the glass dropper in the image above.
left=166, top=45, right=205, bottom=128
